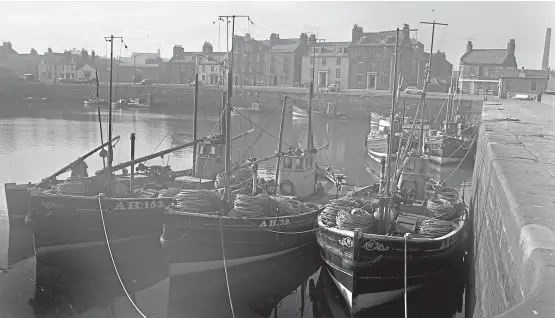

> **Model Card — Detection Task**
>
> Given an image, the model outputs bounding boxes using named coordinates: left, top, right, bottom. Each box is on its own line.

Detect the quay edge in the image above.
left=467, top=100, right=555, bottom=317
left=0, top=79, right=482, bottom=122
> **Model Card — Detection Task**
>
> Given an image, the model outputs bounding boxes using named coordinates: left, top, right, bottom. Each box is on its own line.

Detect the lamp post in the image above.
left=133, top=55, right=138, bottom=83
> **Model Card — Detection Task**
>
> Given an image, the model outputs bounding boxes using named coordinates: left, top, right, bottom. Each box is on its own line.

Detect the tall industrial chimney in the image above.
left=542, top=28, right=551, bottom=70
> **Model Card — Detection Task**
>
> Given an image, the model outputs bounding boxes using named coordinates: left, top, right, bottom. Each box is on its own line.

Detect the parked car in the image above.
left=189, top=81, right=204, bottom=88
left=326, top=84, right=340, bottom=92
left=512, top=94, right=534, bottom=101
left=404, top=86, right=423, bottom=94
left=140, top=79, right=153, bottom=86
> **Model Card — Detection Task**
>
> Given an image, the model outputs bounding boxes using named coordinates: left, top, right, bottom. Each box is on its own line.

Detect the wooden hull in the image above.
left=161, top=208, right=322, bottom=278
left=425, top=136, right=477, bottom=165
left=26, top=192, right=175, bottom=277
left=316, top=213, right=466, bottom=313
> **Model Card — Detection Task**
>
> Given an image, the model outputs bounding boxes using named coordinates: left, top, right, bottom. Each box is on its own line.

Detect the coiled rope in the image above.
left=98, top=196, right=148, bottom=318
left=229, top=193, right=280, bottom=218
left=321, top=206, right=344, bottom=227
left=426, top=198, right=456, bottom=221
left=416, top=219, right=455, bottom=238
left=173, top=189, right=223, bottom=215
left=336, top=208, right=374, bottom=233
left=435, top=186, right=459, bottom=202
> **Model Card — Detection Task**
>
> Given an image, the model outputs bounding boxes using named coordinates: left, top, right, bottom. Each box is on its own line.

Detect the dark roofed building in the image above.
left=264, top=33, right=309, bottom=87
left=458, top=39, right=518, bottom=95
left=348, top=24, right=414, bottom=90
left=232, top=33, right=268, bottom=86
left=499, top=67, right=549, bottom=99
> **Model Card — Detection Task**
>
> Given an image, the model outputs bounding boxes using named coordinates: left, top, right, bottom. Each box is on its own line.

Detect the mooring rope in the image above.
left=98, top=196, right=148, bottom=318
left=219, top=215, right=236, bottom=318
left=404, top=232, right=410, bottom=318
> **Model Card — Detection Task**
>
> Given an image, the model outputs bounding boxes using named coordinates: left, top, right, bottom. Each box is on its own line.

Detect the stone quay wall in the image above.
left=468, top=101, right=555, bottom=317
left=0, top=80, right=483, bottom=126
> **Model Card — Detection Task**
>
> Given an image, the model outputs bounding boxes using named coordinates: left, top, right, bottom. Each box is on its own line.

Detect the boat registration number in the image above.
left=260, top=218, right=291, bottom=228
left=114, top=200, right=166, bottom=210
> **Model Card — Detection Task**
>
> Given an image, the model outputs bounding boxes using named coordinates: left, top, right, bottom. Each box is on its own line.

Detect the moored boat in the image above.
left=317, top=26, right=467, bottom=314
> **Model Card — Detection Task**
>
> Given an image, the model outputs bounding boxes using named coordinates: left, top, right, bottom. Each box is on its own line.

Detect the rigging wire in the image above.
left=233, top=107, right=290, bottom=146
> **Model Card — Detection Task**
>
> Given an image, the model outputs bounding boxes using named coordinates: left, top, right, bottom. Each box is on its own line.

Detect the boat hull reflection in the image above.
left=167, top=242, right=320, bottom=318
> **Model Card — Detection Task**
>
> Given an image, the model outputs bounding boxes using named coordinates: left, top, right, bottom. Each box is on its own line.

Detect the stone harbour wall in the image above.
left=468, top=101, right=555, bottom=317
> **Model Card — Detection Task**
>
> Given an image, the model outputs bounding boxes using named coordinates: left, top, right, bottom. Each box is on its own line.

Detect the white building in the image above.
left=301, top=42, right=350, bottom=89
left=197, top=53, right=226, bottom=84
left=77, top=64, right=97, bottom=79
left=38, top=53, right=77, bottom=82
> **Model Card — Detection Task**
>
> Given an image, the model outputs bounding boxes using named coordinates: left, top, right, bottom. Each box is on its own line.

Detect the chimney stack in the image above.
left=507, top=39, right=516, bottom=55
left=466, top=41, right=473, bottom=54
left=542, top=28, right=551, bottom=70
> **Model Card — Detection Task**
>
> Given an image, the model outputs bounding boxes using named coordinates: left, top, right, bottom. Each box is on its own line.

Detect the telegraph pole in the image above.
left=103, top=35, right=124, bottom=192
left=418, top=20, right=447, bottom=155
left=218, top=14, right=250, bottom=204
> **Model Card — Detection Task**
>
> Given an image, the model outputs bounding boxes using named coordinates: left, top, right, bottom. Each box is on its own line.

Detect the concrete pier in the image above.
left=468, top=100, right=555, bottom=317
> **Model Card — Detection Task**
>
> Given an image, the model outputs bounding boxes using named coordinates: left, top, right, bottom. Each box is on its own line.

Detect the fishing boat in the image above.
left=293, top=104, right=346, bottom=120
left=316, top=26, right=467, bottom=314
left=128, top=94, right=151, bottom=108
left=22, top=96, right=49, bottom=103
left=365, top=113, right=423, bottom=165
left=161, top=23, right=347, bottom=278
left=11, top=37, right=252, bottom=286
left=84, top=97, right=110, bottom=108
left=424, top=119, right=477, bottom=165
left=111, top=98, right=128, bottom=109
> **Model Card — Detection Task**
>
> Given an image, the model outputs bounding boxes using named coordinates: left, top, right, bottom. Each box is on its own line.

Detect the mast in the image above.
left=193, top=54, right=200, bottom=173
left=219, top=14, right=250, bottom=202
left=385, top=28, right=399, bottom=198
left=94, top=69, right=106, bottom=169
left=418, top=21, right=448, bottom=155
left=275, top=96, right=288, bottom=182
left=104, top=34, right=124, bottom=194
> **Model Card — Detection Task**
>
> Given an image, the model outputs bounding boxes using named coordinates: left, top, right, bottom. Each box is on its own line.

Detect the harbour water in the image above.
left=0, top=106, right=470, bottom=317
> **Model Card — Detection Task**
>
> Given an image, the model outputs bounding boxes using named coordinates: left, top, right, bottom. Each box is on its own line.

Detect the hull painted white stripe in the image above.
left=327, top=268, right=426, bottom=313
left=169, top=244, right=306, bottom=277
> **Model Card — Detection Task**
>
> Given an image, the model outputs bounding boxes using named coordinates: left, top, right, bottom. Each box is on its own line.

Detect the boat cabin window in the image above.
left=284, top=157, right=293, bottom=169
left=295, top=158, right=304, bottom=171
left=210, top=146, right=216, bottom=155
left=199, top=144, right=205, bottom=154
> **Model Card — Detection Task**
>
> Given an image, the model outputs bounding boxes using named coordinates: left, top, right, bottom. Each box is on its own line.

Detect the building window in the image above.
left=201, top=65, right=205, bottom=72
left=337, top=57, right=341, bottom=65
left=357, top=74, right=363, bottom=85
left=322, top=57, right=327, bottom=65
left=506, top=80, right=512, bottom=91
left=270, top=63, right=275, bottom=73
left=531, top=80, right=538, bottom=92
left=336, top=69, right=341, bottom=78
left=202, top=75, right=206, bottom=81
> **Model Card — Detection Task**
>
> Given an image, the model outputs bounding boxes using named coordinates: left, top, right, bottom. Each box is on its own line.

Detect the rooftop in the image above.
left=501, top=68, right=549, bottom=79
left=461, top=49, right=509, bottom=65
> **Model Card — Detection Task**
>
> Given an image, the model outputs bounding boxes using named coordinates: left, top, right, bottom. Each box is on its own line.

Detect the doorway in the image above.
left=319, top=72, right=328, bottom=87
left=367, top=74, right=377, bottom=89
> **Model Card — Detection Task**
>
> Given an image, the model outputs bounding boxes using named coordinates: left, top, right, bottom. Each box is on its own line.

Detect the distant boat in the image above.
left=22, top=96, right=49, bottom=103
left=111, top=98, right=129, bottom=109
left=128, top=94, right=151, bottom=109
left=84, top=98, right=110, bottom=108
left=293, top=105, right=346, bottom=120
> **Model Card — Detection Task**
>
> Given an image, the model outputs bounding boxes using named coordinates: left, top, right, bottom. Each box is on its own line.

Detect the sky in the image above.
left=1, top=1, right=554, bottom=69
